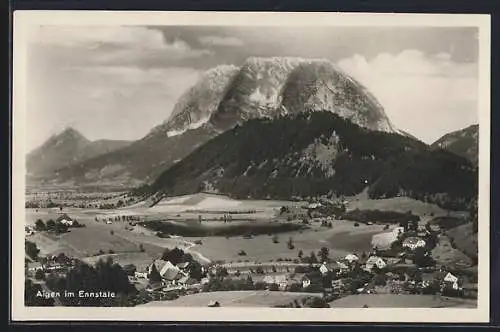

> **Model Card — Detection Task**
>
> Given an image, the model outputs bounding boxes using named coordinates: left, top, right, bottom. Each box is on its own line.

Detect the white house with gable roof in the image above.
left=364, top=256, right=386, bottom=272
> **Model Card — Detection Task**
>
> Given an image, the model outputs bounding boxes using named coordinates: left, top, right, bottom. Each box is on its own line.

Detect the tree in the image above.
left=123, top=264, right=137, bottom=276
left=298, top=250, right=304, bottom=260
left=318, top=247, right=329, bottom=263
left=287, top=237, right=295, bottom=250
left=46, top=219, right=56, bottom=230
left=412, top=247, right=435, bottom=267
left=148, top=263, right=162, bottom=284
left=373, top=273, right=387, bottom=286
left=56, top=252, right=70, bottom=265
left=35, top=219, right=45, bottom=231
left=25, top=280, right=54, bottom=307
left=269, top=283, right=279, bottom=291
left=272, top=235, right=279, bottom=244
left=305, top=297, right=329, bottom=308
left=161, top=247, right=186, bottom=265
left=187, top=260, right=203, bottom=281
left=309, top=251, right=318, bottom=264
left=25, top=241, right=40, bottom=260
left=245, top=275, right=254, bottom=290
left=34, top=269, right=45, bottom=280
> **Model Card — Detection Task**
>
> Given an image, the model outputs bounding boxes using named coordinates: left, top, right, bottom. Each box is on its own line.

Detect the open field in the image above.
left=138, top=290, right=322, bottom=307
left=431, top=234, right=473, bottom=267
left=446, top=222, right=478, bottom=262
left=181, top=220, right=387, bottom=263
left=346, top=192, right=448, bottom=217
left=329, top=294, right=476, bottom=308
left=28, top=232, right=83, bottom=258
left=25, top=193, right=449, bottom=268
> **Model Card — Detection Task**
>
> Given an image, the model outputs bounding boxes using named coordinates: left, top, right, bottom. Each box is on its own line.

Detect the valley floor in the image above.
left=23, top=192, right=477, bottom=309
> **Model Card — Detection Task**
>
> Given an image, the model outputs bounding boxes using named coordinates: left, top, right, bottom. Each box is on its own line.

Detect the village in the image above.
left=25, top=198, right=478, bottom=308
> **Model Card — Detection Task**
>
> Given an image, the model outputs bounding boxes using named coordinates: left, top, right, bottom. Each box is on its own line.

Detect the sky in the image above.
left=26, top=25, right=479, bottom=152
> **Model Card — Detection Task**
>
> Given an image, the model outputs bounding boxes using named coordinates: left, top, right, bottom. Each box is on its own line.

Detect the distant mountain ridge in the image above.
left=143, top=111, right=476, bottom=211
left=432, top=124, right=478, bottom=166
left=26, top=128, right=131, bottom=181
left=34, top=56, right=399, bottom=188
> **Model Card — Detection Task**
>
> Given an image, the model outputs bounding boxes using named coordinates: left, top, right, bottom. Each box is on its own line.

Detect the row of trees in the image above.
left=35, top=219, right=69, bottom=233
left=45, top=257, right=137, bottom=306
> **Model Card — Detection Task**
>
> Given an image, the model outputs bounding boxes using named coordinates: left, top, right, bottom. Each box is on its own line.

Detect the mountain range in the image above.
left=29, top=57, right=400, bottom=188
left=142, top=111, right=477, bottom=211
left=26, top=128, right=130, bottom=182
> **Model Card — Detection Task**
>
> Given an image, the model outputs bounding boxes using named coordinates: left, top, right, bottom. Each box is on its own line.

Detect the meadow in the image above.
left=138, top=290, right=322, bottom=307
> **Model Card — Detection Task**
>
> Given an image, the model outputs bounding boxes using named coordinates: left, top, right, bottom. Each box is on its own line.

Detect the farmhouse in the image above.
left=25, top=226, right=35, bottom=236
left=331, top=279, right=346, bottom=292
left=59, top=219, right=74, bottom=226
left=56, top=214, right=74, bottom=226
left=364, top=256, right=386, bottom=272
left=148, top=259, right=186, bottom=283
left=307, top=203, right=323, bottom=209
left=443, top=272, right=460, bottom=290
left=402, top=237, right=426, bottom=250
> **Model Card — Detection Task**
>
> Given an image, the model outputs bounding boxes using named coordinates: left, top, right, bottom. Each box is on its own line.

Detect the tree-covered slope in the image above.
left=144, top=111, right=477, bottom=210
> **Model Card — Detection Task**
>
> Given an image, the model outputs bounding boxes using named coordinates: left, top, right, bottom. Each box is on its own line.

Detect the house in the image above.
left=319, top=263, right=329, bottom=275
left=331, top=279, right=345, bottom=292
left=429, top=224, right=441, bottom=232
left=301, top=276, right=311, bottom=288
left=178, top=275, right=198, bottom=286
left=345, top=254, right=359, bottom=264
left=402, top=237, right=426, bottom=250
left=307, top=203, right=323, bottom=209
left=28, top=262, right=44, bottom=272
left=443, top=272, right=460, bottom=290
left=59, top=219, right=74, bottom=226
left=336, top=260, right=350, bottom=273
left=364, top=256, right=386, bottom=272
left=393, top=226, right=405, bottom=235
left=263, top=274, right=288, bottom=290
left=416, top=226, right=430, bottom=237
left=148, top=259, right=185, bottom=283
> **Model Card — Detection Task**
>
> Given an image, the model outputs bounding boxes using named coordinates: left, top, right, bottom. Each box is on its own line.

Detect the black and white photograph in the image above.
left=12, top=11, right=491, bottom=322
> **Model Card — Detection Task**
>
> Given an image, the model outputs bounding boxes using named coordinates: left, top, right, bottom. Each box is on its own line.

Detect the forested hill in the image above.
left=143, top=111, right=477, bottom=210
left=432, top=124, right=479, bottom=166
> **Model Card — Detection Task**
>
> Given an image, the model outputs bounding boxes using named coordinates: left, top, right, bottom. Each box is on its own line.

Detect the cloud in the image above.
left=30, top=26, right=212, bottom=68
left=198, top=35, right=244, bottom=47
left=27, top=56, right=202, bottom=150
left=337, top=50, right=478, bottom=143
left=26, top=26, right=210, bottom=150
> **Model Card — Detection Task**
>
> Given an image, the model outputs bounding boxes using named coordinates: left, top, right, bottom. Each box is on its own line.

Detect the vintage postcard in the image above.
left=12, top=11, right=491, bottom=322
